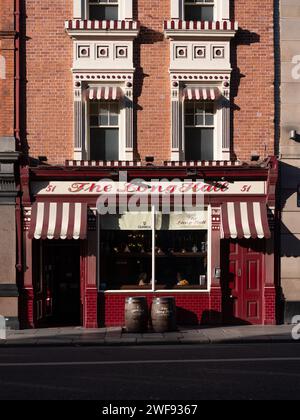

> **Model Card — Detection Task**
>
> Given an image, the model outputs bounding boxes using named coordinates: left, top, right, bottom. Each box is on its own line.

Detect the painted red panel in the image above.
left=247, top=260, right=259, bottom=291
left=247, top=301, right=258, bottom=319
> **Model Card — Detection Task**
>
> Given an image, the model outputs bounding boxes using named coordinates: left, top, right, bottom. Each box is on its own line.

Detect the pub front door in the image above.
left=221, top=240, right=265, bottom=325
left=35, top=241, right=82, bottom=327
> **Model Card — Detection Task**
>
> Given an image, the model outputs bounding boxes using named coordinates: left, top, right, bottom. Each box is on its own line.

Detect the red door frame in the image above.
left=221, top=239, right=265, bottom=325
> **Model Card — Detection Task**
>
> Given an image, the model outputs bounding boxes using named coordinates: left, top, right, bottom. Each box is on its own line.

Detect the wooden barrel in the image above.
left=125, top=297, right=148, bottom=333
left=151, top=297, right=177, bottom=333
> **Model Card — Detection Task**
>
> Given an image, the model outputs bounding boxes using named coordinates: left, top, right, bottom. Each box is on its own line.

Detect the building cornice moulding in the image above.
left=65, top=20, right=140, bottom=40
left=164, top=20, right=238, bottom=40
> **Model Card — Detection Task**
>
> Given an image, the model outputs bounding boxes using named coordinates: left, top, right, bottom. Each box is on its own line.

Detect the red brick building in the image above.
left=0, top=0, right=19, bottom=328
left=14, top=0, right=278, bottom=328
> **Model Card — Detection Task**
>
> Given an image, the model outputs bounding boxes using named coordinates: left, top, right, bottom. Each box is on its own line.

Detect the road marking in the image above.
left=0, top=357, right=300, bottom=367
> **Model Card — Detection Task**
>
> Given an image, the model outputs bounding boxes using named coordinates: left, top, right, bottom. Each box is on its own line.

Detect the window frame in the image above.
left=98, top=206, right=212, bottom=294
left=88, top=0, right=119, bottom=21
left=74, top=0, right=133, bottom=21
left=170, top=0, right=230, bottom=22
left=184, top=0, right=215, bottom=21
left=183, top=99, right=220, bottom=161
left=87, top=97, right=124, bottom=161
left=89, top=100, right=120, bottom=161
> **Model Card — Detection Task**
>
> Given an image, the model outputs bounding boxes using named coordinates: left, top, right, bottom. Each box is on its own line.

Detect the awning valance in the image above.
left=183, top=87, right=221, bottom=101
left=85, top=86, right=123, bottom=101
left=221, top=202, right=271, bottom=239
left=29, top=202, right=87, bottom=240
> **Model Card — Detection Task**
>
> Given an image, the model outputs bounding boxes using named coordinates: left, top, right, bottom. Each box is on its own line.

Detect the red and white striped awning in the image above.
left=29, top=202, right=88, bottom=240
left=221, top=202, right=271, bottom=239
left=85, top=86, right=123, bottom=101
left=183, top=87, right=220, bottom=101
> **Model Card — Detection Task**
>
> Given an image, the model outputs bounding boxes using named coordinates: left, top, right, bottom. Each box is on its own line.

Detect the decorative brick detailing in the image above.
left=19, top=288, right=34, bottom=329
left=66, top=160, right=142, bottom=167
left=100, top=292, right=224, bottom=327
left=212, top=208, right=221, bottom=232
left=210, top=287, right=222, bottom=324
left=264, top=287, right=276, bottom=325
left=84, top=288, right=98, bottom=328
left=164, top=160, right=242, bottom=167
left=65, top=20, right=140, bottom=31
left=164, top=20, right=238, bottom=31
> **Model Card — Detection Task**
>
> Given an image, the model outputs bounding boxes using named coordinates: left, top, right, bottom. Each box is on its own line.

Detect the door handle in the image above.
left=237, top=269, right=242, bottom=277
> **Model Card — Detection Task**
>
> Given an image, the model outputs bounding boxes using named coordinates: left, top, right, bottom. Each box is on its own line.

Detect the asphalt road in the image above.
left=0, top=343, right=300, bottom=400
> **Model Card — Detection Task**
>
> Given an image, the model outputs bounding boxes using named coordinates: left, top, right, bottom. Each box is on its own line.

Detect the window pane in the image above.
left=155, top=230, right=208, bottom=289
left=185, top=114, right=194, bottom=126
left=185, top=5, right=214, bottom=21
left=110, top=102, right=119, bottom=115
left=90, top=115, right=99, bottom=126
left=200, top=128, right=214, bottom=160
left=99, top=114, right=109, bottom=126
left=205, top=101, right=214, bottom=114
left=99, top=102, right=109, bottom=115
left=90, top=128, right=119, bottom=161
left=90, top=102, right=98, bottom=115
left=195, top=102, right=205, bottom=114
left=201, top=6, right=214, bottom=20
left=89, top=5, right=118, bottom=20
left=109, top=102, right=119, bottom=126
left=195, top=114, right=204, bottom=126
left=185, top=102, right=194, bottom=114
left=185, top=128, right=214, bottom=161
left=99, top=230, right=152, bottom=291
left=205, top=114, right=214, bottom=126
left=110, top=115, right=119, bottom=126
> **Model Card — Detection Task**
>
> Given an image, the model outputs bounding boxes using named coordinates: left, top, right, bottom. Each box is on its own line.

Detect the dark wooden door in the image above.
left=38, top=241, right=81, bottom=326
left=221, top=240, right=264, bottom=325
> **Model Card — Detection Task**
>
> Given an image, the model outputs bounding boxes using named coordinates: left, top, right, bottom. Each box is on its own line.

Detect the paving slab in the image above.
left=0, top=325, right=296, bottom=347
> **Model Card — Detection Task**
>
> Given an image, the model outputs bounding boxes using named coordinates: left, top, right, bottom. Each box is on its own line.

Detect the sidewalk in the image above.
left=0, top=324, right=297, bottom=347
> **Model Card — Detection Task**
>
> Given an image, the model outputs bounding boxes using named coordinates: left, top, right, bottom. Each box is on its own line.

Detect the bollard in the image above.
left=0, top=315, right=6, bottom=340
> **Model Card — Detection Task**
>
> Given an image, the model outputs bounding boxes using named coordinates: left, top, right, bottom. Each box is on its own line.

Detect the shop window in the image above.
left=89, top=0, right=119, bottom=20
left=89, top=101, right=119, bottom=161
left=99, top=211, right=209, bottom=291
left=184, top=0, right=214, bottom=21
left=184, top=101, right=214, bottom=161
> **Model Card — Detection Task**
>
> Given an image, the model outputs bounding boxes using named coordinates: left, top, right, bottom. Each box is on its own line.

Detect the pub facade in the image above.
left=16, top=0, right=278, bottom=328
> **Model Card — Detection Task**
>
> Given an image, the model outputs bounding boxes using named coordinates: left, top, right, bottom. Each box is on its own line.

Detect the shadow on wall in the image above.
left=280, top=161, right=300, bottom=258
left=132, top=0, right=166, bottom=160
left=229, top=1, right=261, bottom=159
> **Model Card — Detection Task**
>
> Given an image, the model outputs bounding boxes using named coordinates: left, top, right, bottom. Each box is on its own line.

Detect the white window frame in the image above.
left=89, top=100, right=121, bottom=161
left=184, top=100, right=216, bottom=161
left=99, top=206, right=212, bottom=294
left=73, top=0, right=133, bottom=20
left=184, top=0, right=215, bottom=21
left=86, top=95, right=128, bottom=161
left=170, top=0, right=230, bottom=21
left=181, top=98, right=222, bottom=161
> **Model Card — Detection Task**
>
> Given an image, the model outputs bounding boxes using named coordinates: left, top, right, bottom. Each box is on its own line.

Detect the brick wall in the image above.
left=232, top=0, right=275, bottom=160
left=24, top=0, right=275, bottom=164
left=25, top=1, right=73, bottom=164
left=99, top=292, right=218, bottom=327
left=264, top=287, right=277, bottom=325
left=0, top=0, right=15, bottom=138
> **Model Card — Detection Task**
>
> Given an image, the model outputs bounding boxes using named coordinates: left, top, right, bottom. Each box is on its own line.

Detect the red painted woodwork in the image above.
left=222, top=240, right=265, bottom=325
